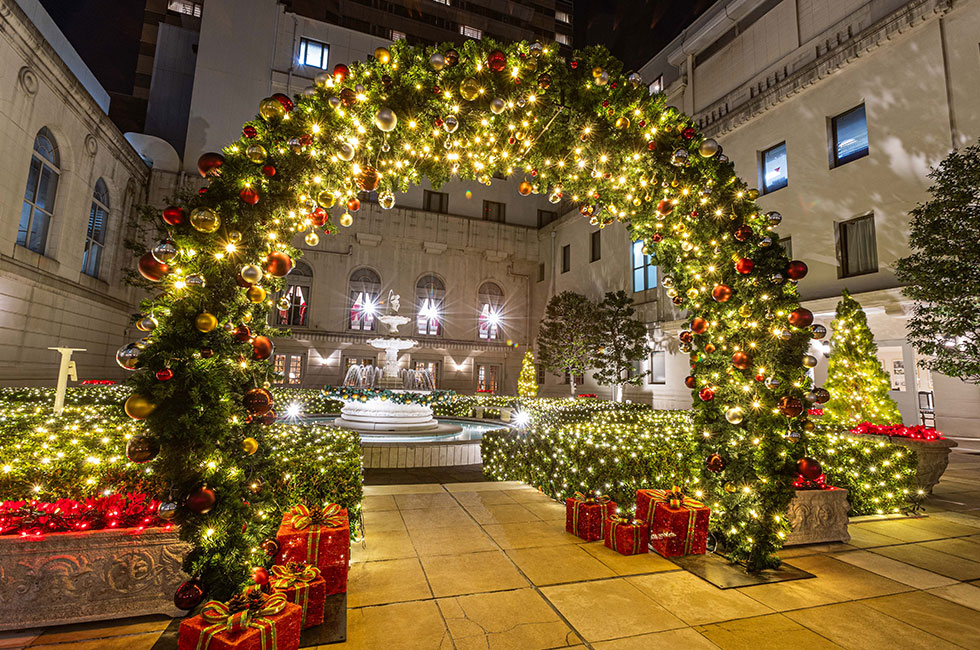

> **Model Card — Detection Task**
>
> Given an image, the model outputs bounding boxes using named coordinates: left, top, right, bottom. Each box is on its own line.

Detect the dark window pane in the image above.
left=833, top=105, right=868, bottom=166
left=762, top=142, right=787, bottom=193
left=24, top=158, right=40, bottom=201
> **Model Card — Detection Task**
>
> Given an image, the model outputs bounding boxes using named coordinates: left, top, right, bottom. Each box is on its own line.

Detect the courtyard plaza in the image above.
left=3, top=447, right=979, bottom=650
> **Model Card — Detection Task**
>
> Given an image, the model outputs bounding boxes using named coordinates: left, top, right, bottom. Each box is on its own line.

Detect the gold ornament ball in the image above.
left=259, top=97, right=285, bottom=120
left=518, top=181, right=533, bottom=196
left=374, top=47, right=391, bottom=64
left=246, top=144, right=267, bottom=163
left=490, top=97, right=506, bottom=114
left=725, top=407, right=745, bottom=425
left=241, top=437, right=259, bottom=455
left=615, top=117, right=630, bottom=130
left=339, top=212, right=354, bottom=227
left=592, top=66, right=603, bottom=78
left=686, top=287, right=699, bottom=300
left=189, top=207, right=221, bottom=233
left=802, top=354, right=818, bottom=368
left=378, top=191, right=395, bottom=210
left=746, top=189, right=760, bottom=200
left=240, top=264, right=263, bottom=284
left=137, top=316, right=158, bottom=332
left=429, top=52, right=446, bottom=71
left=596, top=71, right=609, bottom=85
left=698, top=138, right=720, bottom=157
left=228, top=230, right=242, bottom=244
left=459, top=77, right=480, bottom=101
left=246, top=286, right=267, bottom=303
left=317, top=190, right=336, bottom=208
left=338, top=143, right=355, bottom=161
left=124, top=394, right=156, bottom=420
left=242, top=313, right=253, bottom=323
left=374, top=107, right=397, bottom=132
left=195, top=312, right=218, bottom=333
left=305, top=231, right=320, bottom=246
left=277, top=296, right=290, bottom=311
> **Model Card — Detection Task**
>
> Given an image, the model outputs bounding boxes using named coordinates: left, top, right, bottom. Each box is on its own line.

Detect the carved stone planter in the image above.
left=0, top=527, right=190, bottom=630
left=846, top=433, right=958, bottom=493
left=784, top=488, right=850, bottom=546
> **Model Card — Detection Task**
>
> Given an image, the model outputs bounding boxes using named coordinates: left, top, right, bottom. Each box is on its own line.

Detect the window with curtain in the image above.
left=349, top=268, right=381, bottom=331
left=274, top=354, right=305, bottom=385
left=416, top=274, right=445, bottom=336
left=413, top=360, right=441, bottom=387
left=276, top=261, right=312, bottom=327
left=632, top=241, right=657, bottom=292
left=19, top=127, right=60, bottom=255
left=82, top=179, right=109, bottom=277
left=476, top=364, right=499, bottom=391
left=761, top=142, right=787, bottom=193
left=838, top=214, right=878, bottom=277
left=832, top=105, right=869, bottom=167
left=477, top=281, right=503, bottom=340
left=649, top=350, right=666, bottom=384
left=298, top=37, right=329, bottom=69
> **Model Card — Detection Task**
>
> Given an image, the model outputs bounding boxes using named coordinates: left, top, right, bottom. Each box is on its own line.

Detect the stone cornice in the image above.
left=277, top=329, right=513, bottom=353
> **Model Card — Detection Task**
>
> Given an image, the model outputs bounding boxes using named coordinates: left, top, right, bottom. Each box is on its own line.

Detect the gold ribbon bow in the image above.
left=198, top=588, right=287, bottom=650
left=287, top=503, right=345, bottom=530
left=270, top=562, right=321, bottom=590
left=573, top=491, right=610, bottom=504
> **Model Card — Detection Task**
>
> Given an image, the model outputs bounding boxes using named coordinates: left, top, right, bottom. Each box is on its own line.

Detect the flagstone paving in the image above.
left=4, top=452, right=980, bottom=650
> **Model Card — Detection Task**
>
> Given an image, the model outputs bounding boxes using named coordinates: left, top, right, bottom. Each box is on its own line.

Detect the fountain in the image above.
left=330, top=292, right=461, bottom=434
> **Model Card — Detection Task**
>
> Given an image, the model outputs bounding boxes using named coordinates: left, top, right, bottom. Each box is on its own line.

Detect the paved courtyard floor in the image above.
left=3, top=450, right=979, bottom=650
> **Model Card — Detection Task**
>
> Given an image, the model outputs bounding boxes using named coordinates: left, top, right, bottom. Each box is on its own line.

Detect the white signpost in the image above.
left=48, top=347, right=86, bottom=415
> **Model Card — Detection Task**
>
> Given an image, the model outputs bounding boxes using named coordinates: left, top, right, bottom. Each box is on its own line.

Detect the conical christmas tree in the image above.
left=824, top=290, right=904, bottom=427
left=518, top=350, right=538, bottom=399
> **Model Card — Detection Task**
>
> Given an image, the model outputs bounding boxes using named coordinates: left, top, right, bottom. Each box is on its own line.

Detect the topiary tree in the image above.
left=537, top=292, right=600, bottom=396
left=896, top=144, right=980, bottom=383
left=518, top=349, right=538, bottom=399
left=592, top=290, right=649, bottom=401
left=824, top=290, right=903, bottom=427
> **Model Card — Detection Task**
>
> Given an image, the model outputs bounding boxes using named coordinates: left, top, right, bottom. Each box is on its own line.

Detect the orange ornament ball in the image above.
left=518, top=181, right=533, bottom=196
left=711, top=284, right=733, bottom=302
left=347, top=198, right=361, bottom=212
left=252, top=335, right=274, bottom=360
left=265, top=252, right=293, bottom=277
left=243, top=387, right=274, bottom=415
left=138, top=253, right=169, bottom=282
left=732, top=351, right=752, bottom=370
left=690, top=317, right=708, bottom=334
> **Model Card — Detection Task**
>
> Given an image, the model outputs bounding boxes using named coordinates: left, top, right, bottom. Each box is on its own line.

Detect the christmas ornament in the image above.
left=487, top=50, right=506, bottom=72
left=305, top=231, right=319, bottom=246
left=698, top=387, right=715, bottom=401
left=811, top=324, right=828, bottom=339
left=442, top=115, right=459, bottom=133
left=691, top=317, right=708, bottom=334
left=137, top=253, right=168, bottom=282
left=596, top=71, right=609, bottom=85
left=711, top=284, right=733, bottom=302
left=518, top=181, right=533, bottom=196
left=248, top=479, right=264, bottom=495
left=379, top=191, right=395, bottom=209
left=151, top=239, right=178, bottom=265
left=186, top=274, right=205, bottom=288
left=537, top=73, right=552, bottom=89
left=684, top=376, right=697, bottom=389
left=374, top=107, right=397, bottom=132
left=358, top=165, right=380, bottom=191
left=189, top=207, right=220, bottom=233
left=242, top=125, right=257, bottom=138
left=116, top=343, right=140, bottom=370
left=265, top=251, right=293, bottom=277
left=735, top=258, right=754, bottom=274
left=490, top=97, right=506, bottom=114
left=174, top=579, right=204, bottom=611
left=124, top=394, right=156, bottom=420
left=261, top=164, right=276, bottom=177
left=797, top=457, right=822, bottom=480
left=656, top=199, right=673, bottom=215
left=766, top=211, right=783, bottom=226
left=252, top=335, right=274, bottom=360
left=155, top=368, right=173, bottom=381
left=802, top=354, right=818, bottom=368
left=240, top=264, right=263, bottom=284
left=137, top=316, right=158, bottom=332
left=460, top=77, right=480, bottom=101
left=706, top=453, right=726, bottom=473
left=670, top=148, right=689, bottom=166
left=157, top=501, right=178, bottom=521
left=200, top=348, right=214, bottom=358
left=374, top=46, right=391, bottom=63
left=444, top=49, right=459, bottom=66
left=332, top=63, right=349, bottom=81
left=251, top=566, right=269, bottom=585
left=786, top=260, right=808, bottom=280
left=734, top=224, right=753, bottom=242
left=246, top=144, right=267, bottom=163
left=195, top=312, right=218, bottom=333
left=725, top=407, right=744, bottom=424
left=429, top=52, right=445, bottom=70
left=347, top=197, right=361, bottom=212
left=338, top=142, right=355, bottom=161
left=259, top=410, right=276, bottom=426
left=241, top=437, right=259, bottom=455
left=126, top=435, right=160, bottom=463
left=339, top=212, right=354, bottom=227
left=244, top=387, right=274, bottom=415
left=246, top=286, right=267, bottom=303
left=233, top=325, right=252, bottom=342
left=788, top=308, right=814, bottom=328
left=778, top=396, right=804, bottom=417
left=628, top=72, right=642, bottom=87
left=812, top=387, right=831, bottom=403
left=185, top=485, right=216, bottom=514
left=615, top=117, right=630, bottom=130
left=239, top=186, right=259, bottom=205
left=162, top=205, right=185, bottom=226
left=732, top=351, right=752, bottom=370
left=197, top=152, right=224, bottom=177
left=699, top=139, right=720, bottom=157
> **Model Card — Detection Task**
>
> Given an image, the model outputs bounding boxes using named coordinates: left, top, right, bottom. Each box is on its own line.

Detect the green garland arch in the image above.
left=125, top=38, right=816, bottom=595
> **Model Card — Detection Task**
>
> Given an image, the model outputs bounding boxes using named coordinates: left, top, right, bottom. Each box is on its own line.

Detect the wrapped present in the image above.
left=565, top=492, right=617, bottom=542
left=270, top=562, right=326, bottom=629
left=603, top=515, right=649, bottom=555
left=177, top=586, right=301, bottom=650
left=275, top=503, right=349, bottom=594
left=636, top=487, right=710, bottom=558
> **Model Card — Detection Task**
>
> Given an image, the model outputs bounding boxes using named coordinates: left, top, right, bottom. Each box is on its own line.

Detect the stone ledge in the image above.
left=784, top=488, right=850, bottom=546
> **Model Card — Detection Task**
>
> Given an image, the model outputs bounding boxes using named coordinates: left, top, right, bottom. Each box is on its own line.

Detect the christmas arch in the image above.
left=125, top=39, right=821, bottom=596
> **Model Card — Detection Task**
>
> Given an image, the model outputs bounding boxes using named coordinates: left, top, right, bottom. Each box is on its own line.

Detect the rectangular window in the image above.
left=168, top=1, right=202, bottom=17
left=483, top=200, right=505, bottom=222
left=274, top=354, right=305, bottom=386
left=413, top=360, right=441, bottom=387
left=590, top=230, right=601, bottom=262
left=431, top=0, right=450, bottom=5
left=460, top=25, right=482, bottom=39
left=632, top=240, right=657, bottom=292
left=298, top=37, right=329, bottom=69
left=349, top=291, right=377, bottom=331
left=837, top=214, right=878, bottom=277
left=779, top=236, right=793, bottom=260
left=649, top=75, right=664, bottom=95
left=536, top=364, right=545, bottom=384
left=555, top=33, right=571, bottom=46
left=344, top=356, right=376, bottom=371
left=82, top=200, right=107, bottom=278
left=563, top=372, right=584, bottom=385
left=391, top=30, right=406, bottom=41
left=831, top=104, right=869, bottom=167
left=761, top=142, right=787, bottom=193
left=537, top=263, right=545, bottom=283
left=649, top=350, right=666, bottom=384
left=556, top=10, right=571, bottom=23
left=423, top=190, right=449, bottom=213
left=537, top=209, right=558, bottom=227
left=477, top=364, right=499, bottom=392
left=561, top=244, right=570, bottom=273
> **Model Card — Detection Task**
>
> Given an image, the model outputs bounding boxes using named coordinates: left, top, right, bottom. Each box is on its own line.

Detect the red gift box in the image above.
left=177, top=586, right=301, bottom=650
left=275, top=503, right=349, bottom=594
left=603, top=516, right=649, bottom=555
left=270, top=563, right=327, bottom=629
left=565, top=493, right=617, bottom=541
left=636, top=488, right=710, bottom=558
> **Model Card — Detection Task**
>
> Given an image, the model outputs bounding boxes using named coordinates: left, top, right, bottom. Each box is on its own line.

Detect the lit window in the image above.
left=477, top=364, right=500, bottom=392
left=432, top=0, right=450, bottom=5
left=649, top=75, right=663, bottom=94
left=649, top=350, right=666, bottom=384
left=837, top=214, right=878, bottom=278
left=274, top=354, right=305, bottom=386
left=298, top=37, right=329, bottom=69
left=632, top=241, right=657, bottom=292
left=460, top=25, right=482, bottom=39
left=82, top=179, right=109, bottom=277
left=416, top=275, right=445, bottom=336
left=167, top=1, right=202, bottom=17
left=761, top=142, right=787, bottom=194
left=831, top=104, right=869, bottom=167
left=19, top=127, right=60, bottom=255
left=478, top=282, right=503, bottom=340
left=276, top=262, right=312, bottom=327
left=391, top=30, right=406, bottom=41
left=555, top=33, right=570, bottom=46
left=349, top=268, right=381, bottom=331
left=556, top=10, right=571, bottom=23
left=414, top=360, right=441, bottom=387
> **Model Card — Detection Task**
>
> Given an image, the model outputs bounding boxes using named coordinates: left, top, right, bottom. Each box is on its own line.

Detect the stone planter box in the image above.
left=845, top=432, right=957, bottom=493
left=0, top=527, right=190, bottom=631
left=784, top=488, right=850, bottom=546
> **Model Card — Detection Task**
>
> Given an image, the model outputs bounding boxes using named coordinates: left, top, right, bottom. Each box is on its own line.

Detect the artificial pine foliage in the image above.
left=896, top=144, right=980, bottom=383
left=591, top=291, right=649, bottom=401
left=518, top=350, right=538, bottom=399
left=824, top=290, right=903, bottom=427
left=537, top=292, right=600, bottom=396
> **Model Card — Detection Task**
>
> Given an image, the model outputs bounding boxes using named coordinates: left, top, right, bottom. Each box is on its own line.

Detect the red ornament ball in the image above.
left=233, top=325, right=252, bottom=343
left=162, top=205, right=185, bottom=226
left=711, top=284, right=733, bottom=302
left=243, top=125, right=257, bottom=138
left=174, top=579, right=205, bottom=611
left=797, top=457, right=823, bottom=480
left=690, top=317, right=708, bottom=334
left=271, top=92, right=294, bottom=112
left=487, top=50, right=507, bottom=72
left=786, top=260, right=808, bottom=280
left=310, top=207, right=328, bottom=227
left=347, top=198, right=361, bottom=212
left=197, top=151, right=224, bottom=177
left=251, top=566, right=270, bottom=585
left=138, top=253, right=169, bottom=282
left=265, top=251, right=293, bottom=277
left=656, top=199, right=673, bottom=215
left=332, top=63, right=349, bottom=81
left=732, top=351, right=752, bottom=370
left=259, top=410, right=276, bottom=426
left=244, top=387, right=274, bottom=415
left=252, top=335, right=274, bottom=360
left=684, top=375, right=697, bottom=389
left=155, top=368, right=174, bottom=381
left=699, top=387, right=715, bottom=401
left=735, top=258, right=754, bottom=274
left=185, top=485, right=216, bottom=514
left=788, top=308, right=814, bottom=328
left=734, top=225, right=753, bottom=242
left=240, top=187, right=260, bottom=205
left=261, top=164, right=276, bottom=177
left=679, top=330, right=693, bottom=344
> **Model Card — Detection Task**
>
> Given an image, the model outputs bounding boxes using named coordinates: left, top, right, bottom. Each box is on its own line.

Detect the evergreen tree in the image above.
left=824, top=290, right=904, bottom=427
left=537, top=292, right=599, bottom=396
left=896, top=144, right=980, bottom=383
left=592, top=291, right=649, bottom=401
left=518, top=350, right=538, bottom=399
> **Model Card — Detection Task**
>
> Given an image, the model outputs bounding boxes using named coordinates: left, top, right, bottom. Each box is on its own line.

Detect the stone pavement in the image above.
left=3, top=451, right=980, bottom=650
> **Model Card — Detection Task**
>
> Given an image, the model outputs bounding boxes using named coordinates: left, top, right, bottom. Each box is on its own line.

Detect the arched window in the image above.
left=18, top=128, right=60, bottom=255
left=349, top=268, right=381, bottom=331
left=276, top=261, right=312, bottom=327
left=416, top=274, right=445, bottom=336
left=82, top=179, right=109, bottom=277
left=477, top=281, right=503, bottom=340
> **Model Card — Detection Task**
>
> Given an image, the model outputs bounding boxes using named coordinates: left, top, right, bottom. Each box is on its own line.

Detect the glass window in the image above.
left=649, top=75, right=664, bottom=94
left=590, top=230, right=601, bottom=262
left=477, top=364, right=499, bottom=392
left=761, top=142, right=787, bottom=193
left=276, top=261, right=312, bottom=327
left=838, top=214, right=878, bottom=277
left=274, top=354, right=305, bottom=385
left=82, top=179, right=109, bottom=277
left=555, top=33, right=570, bottom=46
left=423, top=190, right=448, bottom=213
left=832, top=105, right=869, bottom=167
left=649, top=350, right=666, bottom=384
left=298, top=37, right=329, bottom=69
left=536, top=364, right=545, bottom=384
left=561, top=244, right=570, bottom=273
left=556, top=10, right=571, bottom=23
left=779, top=236, right=793, bottom=260
left=478, top=281, right=503, bottom=340
left=632, top=241, right=657, bottom=292
left=537, top=209, right=557, bottom=227
left=413, top=360, right=441, bottom=387
left=349, top=268, right=381, bottom=331
left=482, top=200, right=505, bottom=222
left=167, top=1, right=202, bottom=17
left=391, top=30, right=406, bottom=41
left=416, top=274, right=445, bottom=336
left=19, top=128, right=60, bottom=255
left=563, top=372, right=584, bottom=385
left=460, top=25, right=482, bottom=39
left=537, top=263, right=545, bottom=283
